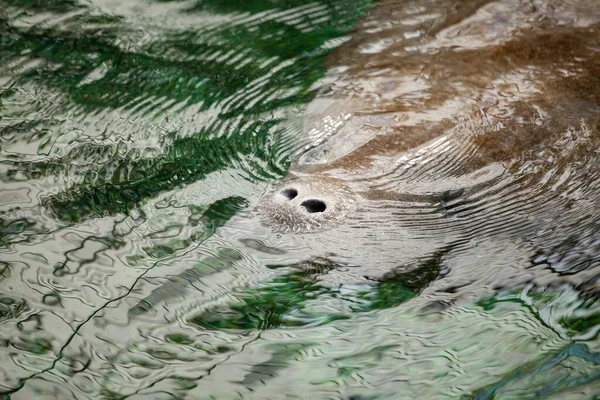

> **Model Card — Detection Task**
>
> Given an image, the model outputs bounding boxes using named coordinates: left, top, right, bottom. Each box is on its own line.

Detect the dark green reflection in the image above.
left=561, top=312, right=600, bottom=337
left=189, top=272, right=349, bottom=330
left=1, top=0, right=81, bottom=13
left=351, top=252, right=444, bottom=312
left=42, top=124, right=281, bottom=223
left=156, top=0, right=356, bottom=16
left=468, top=343, right=600, bottom=400
left=0, top=0, right=372, bottom=224
left=188, top=253, right=444, bottom=331
left=0, top=295, right=28, bottom=322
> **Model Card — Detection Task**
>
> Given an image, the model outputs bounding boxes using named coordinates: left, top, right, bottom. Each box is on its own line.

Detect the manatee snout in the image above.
left=257, top=176, right=356, bottom=233
left=278, top=186, right=327, bottom=213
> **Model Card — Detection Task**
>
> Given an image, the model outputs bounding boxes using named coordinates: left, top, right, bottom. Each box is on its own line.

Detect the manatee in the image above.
left=130, top=0, right=600, bottom=315
left=252, top=0, right=600, bottom=300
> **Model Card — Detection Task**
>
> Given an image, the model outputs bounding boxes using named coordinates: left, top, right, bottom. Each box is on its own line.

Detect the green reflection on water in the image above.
left=0, top=0, right=373, bottom=225
left=189, top=272, right=349, bottom=330
left=469, top=343, right=600, bottom=400
left=189, top=253, right=443, bottom=330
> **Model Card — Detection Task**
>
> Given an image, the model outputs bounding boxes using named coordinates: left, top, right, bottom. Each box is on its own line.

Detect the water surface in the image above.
left=1, top=0, right=600, bottom=398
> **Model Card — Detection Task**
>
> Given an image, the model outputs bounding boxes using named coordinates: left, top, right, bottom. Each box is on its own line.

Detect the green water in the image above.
left=1, top=0, right=600, bottom=399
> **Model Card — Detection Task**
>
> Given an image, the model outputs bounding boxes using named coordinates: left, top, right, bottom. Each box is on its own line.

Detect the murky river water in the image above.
left=1, top=0, right=600, bottom=398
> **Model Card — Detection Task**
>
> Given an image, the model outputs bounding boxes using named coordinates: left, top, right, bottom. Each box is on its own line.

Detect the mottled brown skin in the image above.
left=257, top=0, right=600, bottom=304
left=296, top=1, right=600, bottom=175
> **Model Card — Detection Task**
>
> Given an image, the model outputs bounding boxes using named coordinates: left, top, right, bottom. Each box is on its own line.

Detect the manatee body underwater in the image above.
left=131, top=0, right=600, bottom=316
left=249, top=0, right=600, bottom=305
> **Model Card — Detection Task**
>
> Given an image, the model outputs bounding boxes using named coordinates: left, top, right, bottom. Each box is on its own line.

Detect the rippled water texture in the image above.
left=1, top=0, right=600, bottom=398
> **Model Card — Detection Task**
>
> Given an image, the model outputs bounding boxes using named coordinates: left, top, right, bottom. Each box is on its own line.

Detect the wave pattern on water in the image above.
left=0, top=0, right=372, bottom=396
left=1, top=0, right=600, bottom=399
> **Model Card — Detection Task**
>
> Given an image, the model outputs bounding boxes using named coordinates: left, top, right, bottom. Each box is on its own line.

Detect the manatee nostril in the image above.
left=301, top=199, right=327, bottom=213
left=281, top=188, right=298, bottom=200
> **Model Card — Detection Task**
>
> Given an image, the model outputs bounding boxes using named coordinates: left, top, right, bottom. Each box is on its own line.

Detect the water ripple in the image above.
left=2, top=0, right=600, bottom=398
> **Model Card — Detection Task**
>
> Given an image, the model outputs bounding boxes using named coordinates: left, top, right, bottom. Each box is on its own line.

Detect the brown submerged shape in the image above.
left=255, top=0, right=600, bottom=303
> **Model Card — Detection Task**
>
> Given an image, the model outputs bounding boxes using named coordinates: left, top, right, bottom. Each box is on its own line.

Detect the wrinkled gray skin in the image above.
left=132, top=0, right=600, bottom=315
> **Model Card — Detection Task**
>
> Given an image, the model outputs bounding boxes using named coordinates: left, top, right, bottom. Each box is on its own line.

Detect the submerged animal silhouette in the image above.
left=130, top=0, right=600, bottom=316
